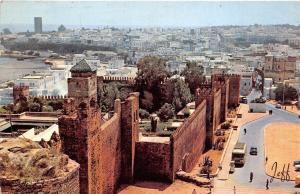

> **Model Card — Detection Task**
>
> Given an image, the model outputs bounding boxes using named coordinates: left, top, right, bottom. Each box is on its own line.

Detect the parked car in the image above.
left=215, top=129, right=225, bottom=136
left=295, top=165, right=300, bottom=171
left=249, top=147, right=258, bottom=155
left=293, top=160, right=300, bottom=166
left=275, top=104, right=282, bottom=109
left=240, top=97, right=248, bottom=104
left=295, top=175, right=300, bottom=186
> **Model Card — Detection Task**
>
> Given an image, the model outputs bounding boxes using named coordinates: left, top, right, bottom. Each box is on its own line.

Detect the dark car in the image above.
left=229, top=161, right=235, bottom=174
left=294, top=160, right=300, bottom=166
left=240, top=97, right=248, bottom=104
left=250, top=147, right=258, bottom=155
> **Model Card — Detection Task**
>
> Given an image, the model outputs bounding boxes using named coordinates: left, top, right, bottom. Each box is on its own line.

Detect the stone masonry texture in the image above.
left=171, top=99, right=207, bottom=180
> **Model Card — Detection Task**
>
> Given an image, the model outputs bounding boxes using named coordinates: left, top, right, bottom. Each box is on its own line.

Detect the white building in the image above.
left=14, top=72, right=67, bottom=96
left=263, top=78, right=274, bottom=99
left=0, top=87, right=13, bottom=105
left=249, top=103, right=266, bottom=113
left=240, top=75, right=253, bottom=96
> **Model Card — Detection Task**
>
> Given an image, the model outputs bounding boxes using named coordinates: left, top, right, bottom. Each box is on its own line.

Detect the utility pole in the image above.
left=282, top=62, right=285, bottom=105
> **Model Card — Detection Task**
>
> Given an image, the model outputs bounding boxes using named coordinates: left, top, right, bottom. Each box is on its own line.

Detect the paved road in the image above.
left=246, top=89, right=262, bottom=103
left=231, top=103, right=300, bottom=191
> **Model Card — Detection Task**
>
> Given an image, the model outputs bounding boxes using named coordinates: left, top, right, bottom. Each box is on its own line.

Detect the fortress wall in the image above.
left=170, top=99, right=206, bottom=179
left=135, top=141, right=172, bottom=182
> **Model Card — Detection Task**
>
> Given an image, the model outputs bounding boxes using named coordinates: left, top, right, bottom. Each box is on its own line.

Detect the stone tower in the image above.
left=13, top=86, right=29, bottom=104
left=59, top=59, right=101, bottom=194
left=212, top=74, right=241, bottom=108
left=211, top=75, right=229, bottom=123
left=195, top=87, right=221, bottom=148
left=67, top=59, right=98, bottom=108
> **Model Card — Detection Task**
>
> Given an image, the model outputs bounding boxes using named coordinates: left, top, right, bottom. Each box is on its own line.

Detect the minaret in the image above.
left=68, top=59, right=98, bottom=109
left=59, top=59, right=101, bottom=194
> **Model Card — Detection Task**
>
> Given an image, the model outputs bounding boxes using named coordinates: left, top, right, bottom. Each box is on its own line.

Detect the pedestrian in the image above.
left=192, top=189, right=197, bottom=194
left=207, top=171, right=210, bottom=179
left=266, top=156, right=268, bottom=163
left=250, top=172, right=253, bottom=182
left=233, top=186, right=236, bottom=194
left=244, top=128, right=247, bottom=135
left=266, top=179, right=269, bottom=190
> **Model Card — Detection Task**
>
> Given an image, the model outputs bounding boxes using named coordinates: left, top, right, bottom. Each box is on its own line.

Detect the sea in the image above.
left=0, top=57, right=49, bottom=83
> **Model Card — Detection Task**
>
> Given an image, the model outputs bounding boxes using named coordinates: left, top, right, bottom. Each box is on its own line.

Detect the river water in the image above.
left=0, top=57, right=49, bottom=83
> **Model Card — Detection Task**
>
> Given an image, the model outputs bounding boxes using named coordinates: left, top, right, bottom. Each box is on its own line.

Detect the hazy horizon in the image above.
left=1, top=1, right=300, bottom=32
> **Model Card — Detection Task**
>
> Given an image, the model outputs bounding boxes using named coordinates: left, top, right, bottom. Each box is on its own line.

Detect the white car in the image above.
left=275, top=104, right=282, bottom=109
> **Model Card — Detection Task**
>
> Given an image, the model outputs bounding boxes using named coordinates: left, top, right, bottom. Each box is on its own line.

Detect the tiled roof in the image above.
left=70, top=59, right=96, bottom=73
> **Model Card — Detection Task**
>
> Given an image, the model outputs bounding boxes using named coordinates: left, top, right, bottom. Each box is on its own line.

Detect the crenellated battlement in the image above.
left=29, top=95, right=68, bottom=100
left=212, top=73, right=240, bottom=108
left=213, top=73, right=241, bottom=77
left=100, top=76, right=136, bottom=84
left=196, top=87, right=216, bottom=96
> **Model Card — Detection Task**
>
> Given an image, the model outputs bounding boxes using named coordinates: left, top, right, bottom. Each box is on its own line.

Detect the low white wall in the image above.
left=249, top=103, right=266, bottom=113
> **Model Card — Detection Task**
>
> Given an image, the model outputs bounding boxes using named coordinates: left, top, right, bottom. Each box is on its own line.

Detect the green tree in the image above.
left=29, top=97, right=45, bottom=112
left=135, top=56, right=170, bottom=111
left=139, top=109, right=150, bottom=120
left=2, top=28, right=12, bottom=34
left=42, top=105, right=54, bottom=112
left=160, top=78, right=192, bottom=112
left=140, top=90, right=154, bottom=111
left=274, top=85, right=298, bottom=101
left=29, top=102, right=41, bottom=112
left=181, top=61, right=205, bottom=94
left=58, top=25, right=66, bottom=32
left=119, top=87, right=131, bottom=101
left=48, top=100, right=63, bottom=111
left=157, top=103, right=175, bottom=122
left=100, top=83, right=120, bottom=112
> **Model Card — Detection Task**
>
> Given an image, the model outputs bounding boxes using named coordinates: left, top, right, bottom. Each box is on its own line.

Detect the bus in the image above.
left=232, top=142, right=246, bottom=166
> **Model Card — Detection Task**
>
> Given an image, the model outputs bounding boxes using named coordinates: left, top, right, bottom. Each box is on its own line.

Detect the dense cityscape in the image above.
left=0, top=1, right=300, bottom=194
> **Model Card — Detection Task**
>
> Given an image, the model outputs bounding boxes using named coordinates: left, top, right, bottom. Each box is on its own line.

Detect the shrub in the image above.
left=157, top=103, right=175, bottom=122
left=221, top=122, right=231, bottom=129
left=29, top=103, right=41, bottom=112
left=42, top=105, right=54, bottom=112
left=139, top=109, right=150, bottom=120
left=48, top=100, right=63, bottom=111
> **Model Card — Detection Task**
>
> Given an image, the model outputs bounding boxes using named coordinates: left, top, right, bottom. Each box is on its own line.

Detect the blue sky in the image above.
left=1, top=1, right=300, bottom=29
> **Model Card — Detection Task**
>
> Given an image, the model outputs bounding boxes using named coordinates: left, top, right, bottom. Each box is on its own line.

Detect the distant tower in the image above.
left=34, top=17, right=42, bottom=33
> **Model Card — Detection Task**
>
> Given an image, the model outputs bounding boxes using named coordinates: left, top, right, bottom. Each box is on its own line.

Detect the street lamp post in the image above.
left=282, top=62, right=285, bottom=105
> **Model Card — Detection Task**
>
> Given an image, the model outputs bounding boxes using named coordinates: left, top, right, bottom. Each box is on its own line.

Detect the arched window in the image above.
left=79, top=102, right=87, bottom=109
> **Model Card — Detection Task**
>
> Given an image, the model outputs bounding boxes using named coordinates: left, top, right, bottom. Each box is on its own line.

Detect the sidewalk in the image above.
left=217, top=104, right=268, bottom=180
left=214, top=186, right=296, bottom=194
